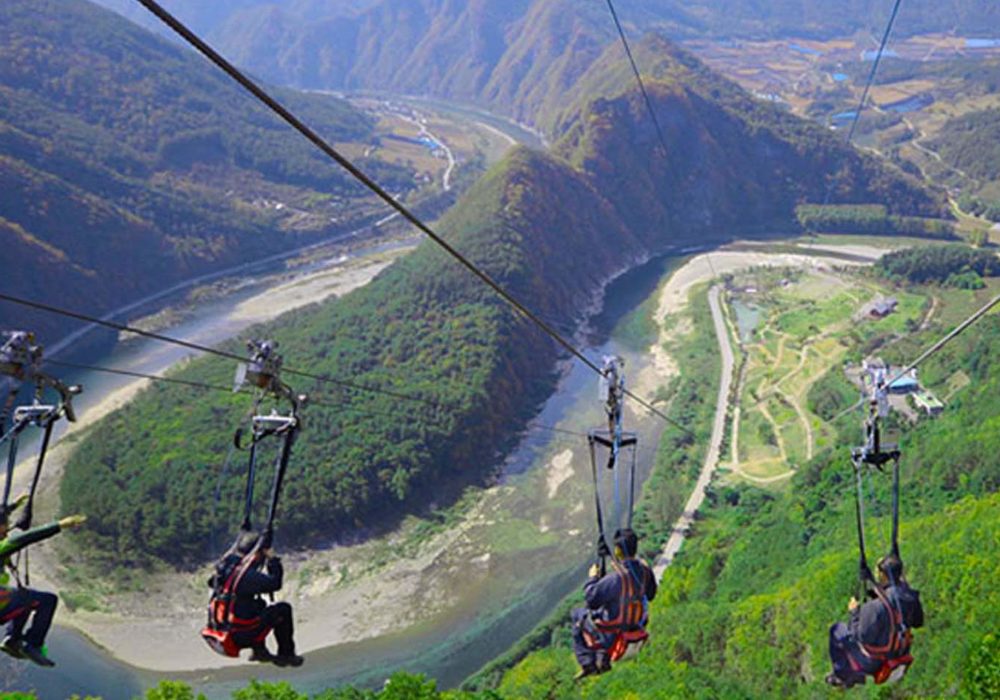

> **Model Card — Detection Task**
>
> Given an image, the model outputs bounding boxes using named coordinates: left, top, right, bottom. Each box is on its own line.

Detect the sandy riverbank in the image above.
left=8, top=249, right=417, bottom=671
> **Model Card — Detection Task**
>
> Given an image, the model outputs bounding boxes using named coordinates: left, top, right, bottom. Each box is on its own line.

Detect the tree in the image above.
left=144, top=681, right=207, bottom=700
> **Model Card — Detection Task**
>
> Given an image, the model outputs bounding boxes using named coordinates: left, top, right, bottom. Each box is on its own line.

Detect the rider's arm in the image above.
left=238, top=556, right=284, bottom=596
left=854, top=598, right=889, bottom=645
left=0, top=521, right=61, bottom=559
left=644, top=565, right=658, bottom=602
left=584, top=573, right=618, bottom=611
left=908, top=589, right=925, bottom=629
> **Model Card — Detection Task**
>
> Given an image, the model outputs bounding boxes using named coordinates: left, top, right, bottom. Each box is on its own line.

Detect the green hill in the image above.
left=60, top=146, right=637, bottom=567
left=489, top=289, right=1000, bottom=699
left=550, top=36, right=942, bottom=221
left=59, top=34, right=942, bottom=571
left=0, top=0, right=409, bottom=340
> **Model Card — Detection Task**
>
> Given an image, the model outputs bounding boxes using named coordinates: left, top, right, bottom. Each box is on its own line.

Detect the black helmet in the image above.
left=877, top=554, right=904, bottom=583
left=235, top=529, right=261, bottom=556
left=613, top=528, right=639, bottom=558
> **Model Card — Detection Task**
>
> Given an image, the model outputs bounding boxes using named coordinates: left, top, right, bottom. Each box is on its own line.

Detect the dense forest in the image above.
left=931, top=108, right=1000, bottom=216
left=931, top=108, right=1000, bottom=182
left=795, top=204, right=955, bottom=237
left=0, top=0, right=410, bottom=339
left=957, top=192, right=1000, bottom=223
left=59, top=33, right=941, bottom=571
left=876, top=244, right=1000, bottom=285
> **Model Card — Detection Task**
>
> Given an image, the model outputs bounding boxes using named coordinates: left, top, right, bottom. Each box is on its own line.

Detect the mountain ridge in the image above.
left=58, top=34, right=943, bottom=568
left=0, top=0, right=409, bottom=341
left=89, top=0, right=1000, bottom=129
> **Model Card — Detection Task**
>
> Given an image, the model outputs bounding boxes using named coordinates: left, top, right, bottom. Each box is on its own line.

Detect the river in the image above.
left=5, top=252, right=683, bottom=699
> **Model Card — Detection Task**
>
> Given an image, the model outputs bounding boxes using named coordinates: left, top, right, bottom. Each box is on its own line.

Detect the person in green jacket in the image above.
left=0, top=493, right=86, bottom=667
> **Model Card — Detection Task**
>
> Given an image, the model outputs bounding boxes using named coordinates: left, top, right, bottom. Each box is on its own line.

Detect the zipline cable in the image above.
left=602, top=0, right=719, bottom=280
left=822, top=0, right=904, bottom=206
left=528, top=422, right=590, bottom=439
left=46, top=359, right=236, bottom=394
left=129, top=0, right=688, bottom=435
left=42, top=359, right=443, bottom=425
left=884, top=291, right=1000, bottom=387
left=0, top=292, right=438, bottom=408
left=603, top=0, right=669, bottom=158
left=844, top=0, right=904, bottom=146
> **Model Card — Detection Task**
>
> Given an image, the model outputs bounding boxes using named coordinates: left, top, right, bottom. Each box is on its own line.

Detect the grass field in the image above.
left=725, top=267, right=931, bottom=486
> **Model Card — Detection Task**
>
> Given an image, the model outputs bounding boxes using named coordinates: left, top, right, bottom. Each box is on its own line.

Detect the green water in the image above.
left=5, top=253, right=683, bottom=699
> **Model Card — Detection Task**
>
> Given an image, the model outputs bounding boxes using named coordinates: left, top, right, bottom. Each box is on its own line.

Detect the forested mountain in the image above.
left=90, top=0, right=1000, bottom=127
left=932, top=108, right=1000, bottom=183
left=0, top=0, right=407, bottom=340
left=61, top=34, right=942, bottom=569
left=492, top=301, right=1000, bottom=699
left=550, top=36, right=941, bottom=219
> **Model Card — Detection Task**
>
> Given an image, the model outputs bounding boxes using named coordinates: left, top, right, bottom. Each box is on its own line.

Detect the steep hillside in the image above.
left=59, top=36, right=941, bottom=570
left=493, top=290, right=1000, bottom=699
left=0, top=0, right=408, bottom=340
left=932, top=108, right=1000, bottom=183
left=551, top=36, right=944, bottom=228
left=61, top=147, right=638, bottom=567
left=90, top=0, right=1000, bottom=127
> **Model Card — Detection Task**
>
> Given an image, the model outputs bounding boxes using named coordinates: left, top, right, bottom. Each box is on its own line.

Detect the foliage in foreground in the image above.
left=493, top=306, right=1000, bottom=699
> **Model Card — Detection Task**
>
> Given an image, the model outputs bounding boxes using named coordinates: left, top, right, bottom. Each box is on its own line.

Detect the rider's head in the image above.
left=876, top=554, right=904, bottom=585
left=236, top=529, right=261, bottom=556
left=613, top=528, right=639, bottom=559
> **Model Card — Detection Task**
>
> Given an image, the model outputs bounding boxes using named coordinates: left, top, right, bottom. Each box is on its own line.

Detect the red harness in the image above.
left=201, top=552, right=270, bottom=657
left=583, top=560, right=650, bottom=663
left=849, top=587, right=914, bottom=684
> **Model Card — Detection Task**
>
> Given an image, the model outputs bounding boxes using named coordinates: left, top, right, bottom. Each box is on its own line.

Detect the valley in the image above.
left=8, top=239, right=918, bottom=700
left=687, top=29, right=1000, bottom=244
left=3, top=2, right=999, bottom=699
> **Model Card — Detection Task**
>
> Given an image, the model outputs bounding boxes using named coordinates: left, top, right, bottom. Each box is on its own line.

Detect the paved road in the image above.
left=654, top=284, right=735, bottom=579
left=398, top=112, right=457, bottom=192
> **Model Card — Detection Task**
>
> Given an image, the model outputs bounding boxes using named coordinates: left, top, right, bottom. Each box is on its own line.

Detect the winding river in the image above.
left=4, top=253, right=683, bottom=698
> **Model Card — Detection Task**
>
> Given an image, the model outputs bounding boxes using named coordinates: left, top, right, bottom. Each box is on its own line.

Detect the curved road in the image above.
left=654, top=284, right=734, bottom=579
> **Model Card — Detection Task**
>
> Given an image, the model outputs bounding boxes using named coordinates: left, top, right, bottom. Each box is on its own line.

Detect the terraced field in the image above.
left=724, top=268, right=929, bottom=485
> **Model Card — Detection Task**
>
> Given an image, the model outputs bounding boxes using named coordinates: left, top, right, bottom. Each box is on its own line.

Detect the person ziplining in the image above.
left=826, top=366, right=924, bottom=689
left=202, top=339, right=305, bottom=667
left=571, top=357, right=656, bottom=680
left=0, top=330, right=87, bottom=668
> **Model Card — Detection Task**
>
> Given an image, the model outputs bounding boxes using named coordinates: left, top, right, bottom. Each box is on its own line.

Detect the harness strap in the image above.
left=588, top=434, right=610, bottom=576
left=593, top=561, right=648, bottom=633
left=211, top=550, right=263, bottom=630
left=1, top=422, right=23, bottom=513
left=14, top=415, right=55, bottom=533
left=858, top=586, right=909, bottom=659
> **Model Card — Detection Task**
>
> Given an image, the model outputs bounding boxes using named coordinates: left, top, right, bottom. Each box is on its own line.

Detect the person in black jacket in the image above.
left=571, top=528, right=657, bottom=679
left=827, top=554, right=924, bottom=688
left=211, top=529, right=303, bottom=667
